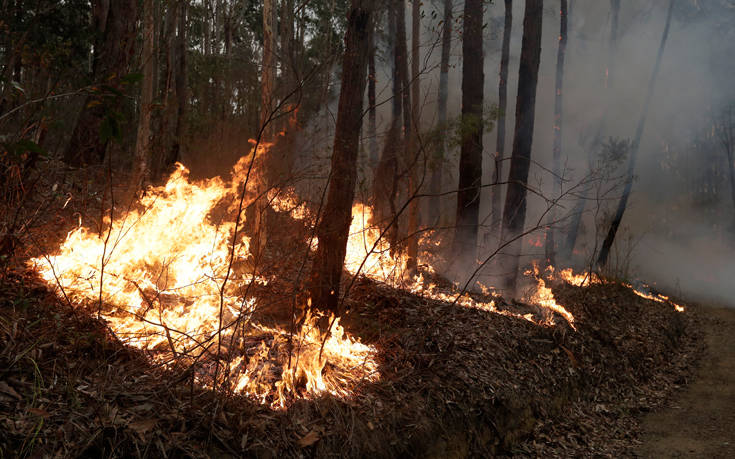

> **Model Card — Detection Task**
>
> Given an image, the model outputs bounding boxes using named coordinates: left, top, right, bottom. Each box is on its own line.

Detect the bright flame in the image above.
left=624, top=283, right=686, bottom=312
left=31, top=146, right=378, bottom=407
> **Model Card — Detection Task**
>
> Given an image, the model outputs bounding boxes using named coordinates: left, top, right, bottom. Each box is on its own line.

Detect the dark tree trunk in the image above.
left=491, top=0, right=513, bottom=240
left=406, top=0, right=421, bottom=273
left=309, top=0, right=371, bottom=313
left=500, top=0, right=543, bottom=291
left=167, top=0, right=188, bottom=170
left=429, top=0, right=452, bottom=226
left=367, top=21, right=378, bottom=166
left=544, top=0, right=568, bottom=267
left=597, top=0, right=674, bottom=268
left=64, top=0, right=137, bottom=166
left=452, top=0, right=485, bottom=266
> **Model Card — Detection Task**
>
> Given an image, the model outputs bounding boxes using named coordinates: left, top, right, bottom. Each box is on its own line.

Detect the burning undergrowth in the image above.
left=27, top=147, right=586, bottom=408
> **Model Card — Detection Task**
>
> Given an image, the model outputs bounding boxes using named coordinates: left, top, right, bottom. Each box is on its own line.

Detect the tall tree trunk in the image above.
left=562, top=0, right=618, bottom=260
left=453, top=0, right=485, bottom=267
left=261, top=0, right=276, bottom=135
left=500, top=0, right=543, bottom=291
left=309, top=0, right=371, bottom=313
left=406, top=0, right=421, bottom=273
left=63, top=0, right=137, bottom=166
left=544, top=0, right=568, bottom=267
left=373, top=2, right=402, bottom=248
left=597, top=0, right=674, bottom=268
left=429, top=0, right=453, bottom=226
left=491, top=0, right=512, bottom=240
left=367, top=20, right=378, bottom=166
left=129, top=0, right=155, bottom=195
left=168, top=0, right=188, bottom=169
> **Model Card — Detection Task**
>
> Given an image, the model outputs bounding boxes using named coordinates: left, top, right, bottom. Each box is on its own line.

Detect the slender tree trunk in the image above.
left=429, top=0, right=452, bottom=226
left=453, top=0, right=484, bottom=267
left=367, top=20, right=378, bottom=166
left=597, top=0, right=675, bottom=268
left=64, top=0, right=137, bottom=166
left=373, top=2, right=402, bottom=248
left=544, top=0, right=568, bottom=267
left=129, top=0, right=155, bottom=195
left=261, top=0, right=276, bottom=136
left=406, top=0, right=421, bottom=273
left=309, top=0, right=371, bottom=313
left=168, top=0, right=188, bottom=168
left=491, top=0, right=512, bottom=240
left=500, top=0, right=543, bottom=291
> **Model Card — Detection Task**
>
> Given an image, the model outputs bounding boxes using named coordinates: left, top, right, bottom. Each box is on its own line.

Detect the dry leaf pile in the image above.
left=0, top=264, right=701, bottom=458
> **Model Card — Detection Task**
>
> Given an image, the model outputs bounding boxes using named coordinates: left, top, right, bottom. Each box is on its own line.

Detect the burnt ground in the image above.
left=0, top=262, right=704, bottom=458
left=636, top=305, right=735, bottom=458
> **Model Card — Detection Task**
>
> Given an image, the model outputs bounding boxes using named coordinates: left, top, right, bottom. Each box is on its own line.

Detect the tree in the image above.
left=129, top=0, right=155, bottom=195
left=544, top=0, right=568, bottom=266
left=714, top=103, right=735, bottom=223
left=63, top=0, right=137, bottom=166
left=309, top=0, right=372, bottom=313
left=597, top=0, right=674, bottom=268
left=491, top=0, right=513, bottom=239
left=406, top=0, right=422, bottom=273
left=453, top=0, right=485, bottom=267
left=500, top=0, right=543, bottom=291
left=428, top=0, right=453, bottom=226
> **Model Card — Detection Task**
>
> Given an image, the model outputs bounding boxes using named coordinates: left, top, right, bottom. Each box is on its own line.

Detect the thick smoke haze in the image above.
left=390, top=0, right=735, bottom=304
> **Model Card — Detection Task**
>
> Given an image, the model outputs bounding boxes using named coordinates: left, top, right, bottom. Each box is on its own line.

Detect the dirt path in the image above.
left=637, top=306, right=735, bottom=458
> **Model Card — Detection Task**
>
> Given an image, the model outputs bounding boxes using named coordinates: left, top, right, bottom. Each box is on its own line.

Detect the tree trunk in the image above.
left=491, top=0, right=512, bottom=240
left=168, top=0, right=188, bottom=169
left=261, top=0, right=276, bottom=135
left=406, top=0, right=421, bottom=273
left=63, top=0, right=137, bottom=166
left=544, top=0, right=568, bottom=267
left=309, top=0, right=371, bottom=313
left=597, top=0, right=674, bottom=268
left=453, top=0, right=485, bottom=267
left=129, top=0, right=155, bottom=196
left=429, top=0, right=453, bottom=226
left=500, top=0, right=543, bottom=291
left=367, top=20, right=378, bottom=166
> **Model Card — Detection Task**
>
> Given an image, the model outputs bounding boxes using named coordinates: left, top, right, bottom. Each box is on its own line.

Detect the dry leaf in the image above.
left=297, top=430, right=320, bottom=448
left=0, top=381, right=21, bottom=400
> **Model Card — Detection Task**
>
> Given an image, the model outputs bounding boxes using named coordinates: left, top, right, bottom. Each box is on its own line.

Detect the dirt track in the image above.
left=638, top=305, right=735, bottom=458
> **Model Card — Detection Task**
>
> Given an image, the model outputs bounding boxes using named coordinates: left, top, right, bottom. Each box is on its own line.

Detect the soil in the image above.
left=637, top=305, right=735, bottom=458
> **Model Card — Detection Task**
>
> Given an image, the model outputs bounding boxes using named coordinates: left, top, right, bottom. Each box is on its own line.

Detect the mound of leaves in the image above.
left=0, top=267, right=700, bottom=457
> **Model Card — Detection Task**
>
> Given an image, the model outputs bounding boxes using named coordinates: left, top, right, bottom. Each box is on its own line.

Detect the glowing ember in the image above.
left=30, top=146, right=378, bottom=407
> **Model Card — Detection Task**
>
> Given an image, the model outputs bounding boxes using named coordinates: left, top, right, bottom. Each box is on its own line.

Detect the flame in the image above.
left=623, top=283, right=685, bottom=312
left=30, top=145, right=378, bottom=407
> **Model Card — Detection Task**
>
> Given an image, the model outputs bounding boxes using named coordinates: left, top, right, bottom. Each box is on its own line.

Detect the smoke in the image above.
left=403, top=0, right=735, bottom=304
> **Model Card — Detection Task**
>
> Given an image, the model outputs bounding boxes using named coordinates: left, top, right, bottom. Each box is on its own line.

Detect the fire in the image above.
left=30, top=145, right=379, bottom=407
left=524, top=262, right=576, bottom=329
left=344, top=203, right=407, bottom=282
left=624, top=283, right=686, bottom=312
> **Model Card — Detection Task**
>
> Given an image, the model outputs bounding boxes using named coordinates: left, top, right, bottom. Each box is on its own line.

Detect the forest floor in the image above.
left=636, top=304, right=735, bottom=458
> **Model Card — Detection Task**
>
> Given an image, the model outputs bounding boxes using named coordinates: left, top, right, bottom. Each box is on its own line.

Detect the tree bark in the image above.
left=544, top=0, right=568, bottom=267
left=261, top=0, right=277, bottom=136
left=428, top=0, right=453, bottom=226
left=168, top=0, right=188, bottom=169
left=500, top=0, right=543, bottom=291
left=367, top=19, right=378, bottom=166
left=453, top=0, right=485, bottom=267
left=129, top=0, right=155, bottom=195
left=309, top=0, right=371, bottom=313
left=597, top=0, right=674, bottom=268
left=406, top=0, right=421, bottom=273
left=491, top=0, right=513, bottom=240
left=63, top=0, right=137, bottom=166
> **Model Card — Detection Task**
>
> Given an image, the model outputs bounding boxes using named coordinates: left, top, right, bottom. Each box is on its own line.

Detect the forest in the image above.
left=1, top=0, right=734, bottom=457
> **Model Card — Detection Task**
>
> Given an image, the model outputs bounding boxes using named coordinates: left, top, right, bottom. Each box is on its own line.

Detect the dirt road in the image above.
left=638, top=306, right=735, bottom=458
